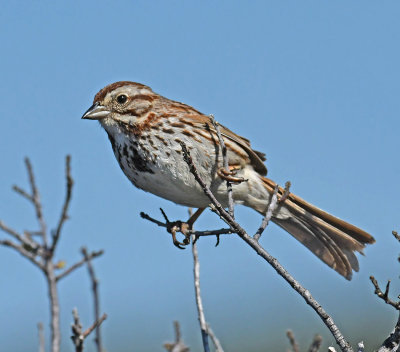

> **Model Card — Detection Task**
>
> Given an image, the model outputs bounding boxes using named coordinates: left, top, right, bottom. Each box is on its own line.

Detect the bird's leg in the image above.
left=217, top=166, right=247, bottom=184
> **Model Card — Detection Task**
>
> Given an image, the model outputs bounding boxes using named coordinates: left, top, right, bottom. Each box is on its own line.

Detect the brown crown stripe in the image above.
left=94, top=81, right=151, bottom=103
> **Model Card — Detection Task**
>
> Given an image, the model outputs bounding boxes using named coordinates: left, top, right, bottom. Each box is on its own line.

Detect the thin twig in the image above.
left=206, top=323, right=224, bottom=352
left=163, top=321, right=190, bottom=352
left=286, top=330, right=300, bottom=352
left=25, top=158, right=48, bottom=245
left=71, top=308, right=107, bottom=352
left=38, top=322, right=45, bottom=352
left=56, top=250, right=104, bottom=281
left=0, top=220, right=40, bottom=252
left=50, top=155, right=74, bottom=256
left=370, top=276, right=400, bottom=310
left=209, top=115, right=234, bottom=217
left=0, top=239, right=44, bottom=269
left=179, top=141, right=353, bottom=352
left=308, top=334, right=322, bottom=352
left=81, top=247, right=103, bottom=352
left=254, top=184, right=279, bottom=241
left=12, top=185, right=34, bottom=202
left=192, top=234, right=210, bottom=352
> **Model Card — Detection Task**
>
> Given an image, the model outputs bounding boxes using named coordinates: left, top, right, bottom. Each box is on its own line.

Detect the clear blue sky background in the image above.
left=1, top=2, right=399, bottom=351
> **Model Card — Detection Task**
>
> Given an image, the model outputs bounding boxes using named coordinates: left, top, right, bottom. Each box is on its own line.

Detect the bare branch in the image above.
left=370, top=276, right=400, bottom=310
left=254, top=184, right=279, bottom=241
left=286, top=330, right=300, bottom=352
left=12, top=185, right=34, bottom=202
left=206, top=323, right=224, bottom=352
left=163, top=321, right=190, bottom=352
left=0, top=220, right=40, bottom=251
left=71, top=308, right=107, bottom=352
left=308, top=334, right=322, bottom=352
left=192, top=234, right=210, bottom=352
left=37, top=322, right=45, bottom=352
left=0, top=239, right=44, bottom=270
left=81, top=247, right=103, bottom=352
left=24, top=157, right=48, bottom=245
left=179, top=141, right=353, bottom=352
left=82, top=314, right=107, bottom=340
left=377, top=313, right=400, bottom=352
left=209, top=114, right=234, bottom=217
left=392, top=231, right=400, bottom=242
left=140, top=211, right=232, bottom=239
left=50, top=155, right=74, bottom=256
left=56, top=250, right=104, bottom=282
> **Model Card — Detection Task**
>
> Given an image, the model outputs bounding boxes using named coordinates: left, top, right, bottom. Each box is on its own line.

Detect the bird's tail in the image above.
left=260, top=177, right=375, bottom=280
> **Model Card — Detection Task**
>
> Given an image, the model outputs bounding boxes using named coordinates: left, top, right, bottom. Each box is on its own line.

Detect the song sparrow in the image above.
left=82, top=81, right=375, bottom=280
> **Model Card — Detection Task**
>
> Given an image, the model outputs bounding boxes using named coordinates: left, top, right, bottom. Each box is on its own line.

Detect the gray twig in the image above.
left=0, top=156, right=104, bottom=352
left=370, top=276, right=400, bottom=310
left=192, top=233, right=210, bottom=352
left=56, top=250, right=104, bottom=282
left=179, top=141, right=353, bottom=352
left=24, top=158, right=48, bottom=245
left=81, top=247, right=103, bottom=352
left=140, top=212, right=232, bottom=238
left=254, top=184, right=279, bottom=241
left=50, top=155, right=73, bottom=256
left=286, top=330, right=300, bottom=352
left=206, top=323, right=224, bottom=352
left=308, top=334, right=323, bottom=352
left=163, top=321, right=190, bottom=352
left=38, top=322, right=45, bottom=352
left=71, top=308, right=107, bottom=352
left=209, top=115, right=234, bottom=218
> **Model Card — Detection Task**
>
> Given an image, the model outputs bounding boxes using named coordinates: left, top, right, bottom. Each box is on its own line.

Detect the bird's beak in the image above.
left=81, top=102, right=110, bottom=120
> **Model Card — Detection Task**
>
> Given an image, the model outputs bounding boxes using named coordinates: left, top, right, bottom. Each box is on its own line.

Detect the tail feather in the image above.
left=261, top=177, right=375, bottom=280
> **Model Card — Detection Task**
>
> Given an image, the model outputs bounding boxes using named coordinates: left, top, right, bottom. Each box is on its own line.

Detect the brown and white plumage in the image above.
left=82, top=81, right=375, bottom=280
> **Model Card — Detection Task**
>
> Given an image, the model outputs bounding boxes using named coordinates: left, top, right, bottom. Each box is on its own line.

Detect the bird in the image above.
left=82, top=81, right=375, bottom=280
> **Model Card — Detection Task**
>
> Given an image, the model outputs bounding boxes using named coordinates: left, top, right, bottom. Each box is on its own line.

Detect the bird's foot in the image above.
left=166, top=221, right=191, bottom=249
left=217, top=167, right=247, bottom=184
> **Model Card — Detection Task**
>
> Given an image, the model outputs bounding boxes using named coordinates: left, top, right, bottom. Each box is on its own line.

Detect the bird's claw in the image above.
left=167, top=221, right=191, bottom=250
left=217, top=167, right=247, bottom=184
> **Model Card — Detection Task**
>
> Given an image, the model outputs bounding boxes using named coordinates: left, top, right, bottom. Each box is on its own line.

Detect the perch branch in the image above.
left=179, top=141, right=353, bottom=352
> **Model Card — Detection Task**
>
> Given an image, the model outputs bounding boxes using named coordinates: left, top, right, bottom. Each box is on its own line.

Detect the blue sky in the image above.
left=0, top=1, right=399, bottom=351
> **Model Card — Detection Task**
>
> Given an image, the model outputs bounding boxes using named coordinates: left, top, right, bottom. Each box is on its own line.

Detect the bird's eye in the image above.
left=116, top=94, right=128, bottom=104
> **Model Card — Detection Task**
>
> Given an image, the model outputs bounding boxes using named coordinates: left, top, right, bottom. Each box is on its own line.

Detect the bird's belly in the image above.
left=113, top=139, right=219, bottom=208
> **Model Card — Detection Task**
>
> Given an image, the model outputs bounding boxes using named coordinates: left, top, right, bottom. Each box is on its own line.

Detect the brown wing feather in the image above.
left=165, top=99, right=268, bottom=175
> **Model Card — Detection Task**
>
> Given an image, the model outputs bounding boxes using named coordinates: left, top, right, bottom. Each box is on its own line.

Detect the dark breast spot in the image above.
left=107, top=132, right=154, bottom=174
